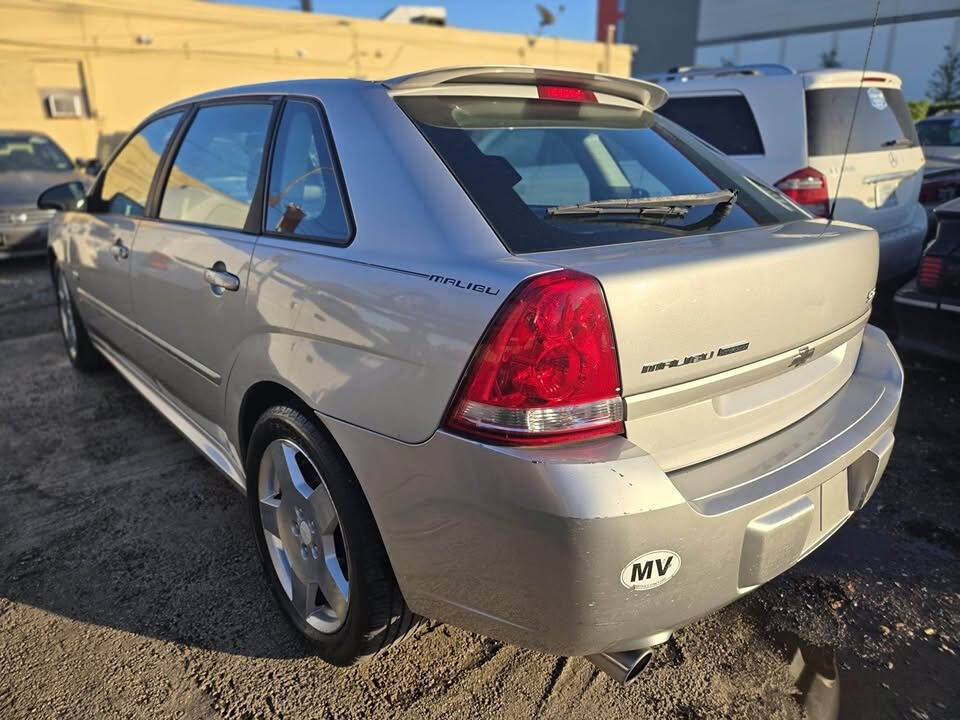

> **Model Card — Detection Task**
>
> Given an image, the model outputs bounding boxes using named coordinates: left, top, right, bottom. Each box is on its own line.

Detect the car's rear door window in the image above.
left=805, top=87, right=919, bottom=156
left=397, top=94, right=806, bottom=254
left=657, top=95, right=764, bottom=156
left=159, top=103, right=273, bottom=230
left=96, top=112, right=183, bottom=217
left=265, top=100, right=352, bottom=243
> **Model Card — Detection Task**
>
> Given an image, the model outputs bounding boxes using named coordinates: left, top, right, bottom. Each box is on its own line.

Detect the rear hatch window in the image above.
left=657, top=94, right=764, bottom=156
left=917, top=117, right=960, bottom=148
left=805, top=87, right=919, bottom=156
left=396, top=94, right=806, bottom=254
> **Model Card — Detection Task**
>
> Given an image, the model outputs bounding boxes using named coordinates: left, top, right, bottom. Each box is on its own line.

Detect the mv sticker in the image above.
left=620, top=550, right=681, bottom=590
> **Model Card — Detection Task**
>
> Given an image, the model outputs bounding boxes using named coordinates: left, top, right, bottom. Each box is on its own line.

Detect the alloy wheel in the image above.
left=258, top=438, right=350, bottom=633
left=57, top=272, right=78, bottom=360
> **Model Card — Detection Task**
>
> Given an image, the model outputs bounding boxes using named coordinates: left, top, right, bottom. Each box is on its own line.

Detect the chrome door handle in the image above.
left=204, top=266, right=240, bottom=293
left=110, top=240, right=129, bottom=260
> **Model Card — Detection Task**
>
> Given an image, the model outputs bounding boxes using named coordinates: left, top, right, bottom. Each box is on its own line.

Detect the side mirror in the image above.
left=74, top=157, right=102, bottom=176
left=38, top=181, right=87, bottom=212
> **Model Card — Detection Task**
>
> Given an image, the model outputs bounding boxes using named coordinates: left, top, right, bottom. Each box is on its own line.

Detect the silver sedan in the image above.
left=42, top=66, right=902, bottom=685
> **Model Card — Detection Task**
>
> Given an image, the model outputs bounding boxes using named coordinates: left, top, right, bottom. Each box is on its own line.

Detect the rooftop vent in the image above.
left=381, top=5, right=447, bottom=26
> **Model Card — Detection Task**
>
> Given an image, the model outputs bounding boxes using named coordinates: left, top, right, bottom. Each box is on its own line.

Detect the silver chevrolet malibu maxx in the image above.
left=40, top=67, right=903, bottom=684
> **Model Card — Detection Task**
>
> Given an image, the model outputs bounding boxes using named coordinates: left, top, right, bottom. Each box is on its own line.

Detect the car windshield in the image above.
left=0, top=135, right=73, bottom=172
left=396, top=94, right=807, bottom=253
left=917, top=117, right=960, bottom=148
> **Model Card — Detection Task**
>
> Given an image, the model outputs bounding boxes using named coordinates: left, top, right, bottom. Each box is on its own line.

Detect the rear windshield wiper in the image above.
left=546, top=189, right=737, bottom=218
left=882, top=137, right=913, bottom=148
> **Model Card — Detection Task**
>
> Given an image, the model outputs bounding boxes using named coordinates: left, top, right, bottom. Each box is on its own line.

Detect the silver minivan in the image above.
left=41, top=66, right=902, bottom=685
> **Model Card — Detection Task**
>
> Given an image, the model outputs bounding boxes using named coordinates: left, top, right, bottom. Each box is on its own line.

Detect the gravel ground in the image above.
left=0, top=257, right=957, bottom=720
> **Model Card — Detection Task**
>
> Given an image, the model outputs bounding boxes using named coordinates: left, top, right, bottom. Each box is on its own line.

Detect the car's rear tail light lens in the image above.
left=917, top=256, right=943, bottom=292
left=919, top=180, right=957, bottom=205
left=446, top=269, right=624, bottom=445
left=537, top=85, right=598, bottom=103
left=919, top=182, right=939, bottom=204
left=775, top=167, right=830, bottom=217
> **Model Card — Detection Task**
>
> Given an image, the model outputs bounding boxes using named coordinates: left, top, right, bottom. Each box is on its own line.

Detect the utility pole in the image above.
left=300, top=0, right=313, bottom=11
left=604, top=23, right=615, bottom=73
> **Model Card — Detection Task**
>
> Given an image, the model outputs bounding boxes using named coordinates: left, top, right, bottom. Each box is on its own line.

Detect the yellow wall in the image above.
left=0, top=0, right=633, bottom=160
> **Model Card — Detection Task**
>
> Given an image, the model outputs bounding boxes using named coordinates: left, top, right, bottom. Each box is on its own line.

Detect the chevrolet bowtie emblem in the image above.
left=790, top=346, right=815, bottom=368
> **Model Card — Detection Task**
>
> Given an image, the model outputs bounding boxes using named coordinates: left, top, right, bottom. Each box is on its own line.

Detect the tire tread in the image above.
left=247, top=403, right=419, bottom=665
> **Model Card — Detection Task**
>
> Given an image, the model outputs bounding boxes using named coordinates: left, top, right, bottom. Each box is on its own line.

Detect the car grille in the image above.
left=0, top=207, right=57, bottom=228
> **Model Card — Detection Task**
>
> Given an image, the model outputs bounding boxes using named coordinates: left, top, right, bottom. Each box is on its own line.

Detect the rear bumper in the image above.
left=0, top=223, right=48, bottom=259
left=324, top=325, right=903, bottom=657
left=877, top=202, right=926, bottom=285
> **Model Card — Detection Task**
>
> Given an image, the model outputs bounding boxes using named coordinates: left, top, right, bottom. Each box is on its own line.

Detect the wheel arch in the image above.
left=238, top=380, right=316, bottom=469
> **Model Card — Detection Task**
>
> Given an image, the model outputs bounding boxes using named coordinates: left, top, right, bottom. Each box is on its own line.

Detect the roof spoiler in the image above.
left=384, top=65, right=668, bottom=111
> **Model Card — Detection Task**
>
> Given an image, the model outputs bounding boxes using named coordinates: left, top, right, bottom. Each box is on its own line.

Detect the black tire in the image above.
left=54, top=264, right=103, bottom=372
left=245, top=403, right=418, bottom=665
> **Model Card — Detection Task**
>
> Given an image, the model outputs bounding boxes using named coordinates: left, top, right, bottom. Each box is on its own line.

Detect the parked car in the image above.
left=647, top=64, right=926, bottom=298
left=918, top=156, right=960, bottom=238
left=40, top=67, right=903, bottom=685
left=917, top=110, right=960, bottom=162
left=0, top=131, right=90, bottom=259
left=894, top=196, right=960, bottom=362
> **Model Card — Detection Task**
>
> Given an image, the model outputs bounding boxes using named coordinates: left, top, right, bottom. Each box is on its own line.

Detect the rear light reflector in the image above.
left=446, top=269, right=624, bottom=445
left=775, top=167, right=830, bottom=217
left=917, top=256, right=943, bottom=292
left=537, top=85, right=597, bottom=103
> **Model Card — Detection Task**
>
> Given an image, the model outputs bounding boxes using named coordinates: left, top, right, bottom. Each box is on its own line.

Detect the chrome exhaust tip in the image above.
left=586, top=649, right=654, bottom=685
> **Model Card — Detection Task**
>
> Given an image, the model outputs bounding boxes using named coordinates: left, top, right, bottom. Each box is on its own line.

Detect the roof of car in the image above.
left=647, top=65, right=902, bottom=93
left=155, top=77, right=373, bottom=113
left=0, top=130, right=53, bottom=138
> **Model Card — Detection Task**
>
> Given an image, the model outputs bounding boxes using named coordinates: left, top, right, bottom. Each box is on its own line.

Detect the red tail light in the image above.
left=537, top=85, right=597, bottom=103
left=917, top=256, right=943, bottom=292
left=775, top=167, right=829, bottom=217
left=446, top=269, right=624, bottom=445
left=919, top=180, right=957, bottom=205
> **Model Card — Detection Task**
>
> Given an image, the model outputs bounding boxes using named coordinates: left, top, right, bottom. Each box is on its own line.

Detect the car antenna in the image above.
left=829, top=0, right=881, bottom=221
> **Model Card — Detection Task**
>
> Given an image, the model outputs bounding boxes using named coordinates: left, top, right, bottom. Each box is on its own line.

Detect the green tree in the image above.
left=928, top=45, right=960, bottom=102
left=820, top=48, right=840, bottom=68
left=908, top=99, right=930, bottom=122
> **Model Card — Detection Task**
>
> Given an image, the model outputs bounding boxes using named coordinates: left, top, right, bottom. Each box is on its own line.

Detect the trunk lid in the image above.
left=529, top=219, right=878, bottom=469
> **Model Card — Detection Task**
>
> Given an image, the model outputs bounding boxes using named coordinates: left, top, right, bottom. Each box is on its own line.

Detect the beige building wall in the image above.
left=0, top=0, right=633, bottom=160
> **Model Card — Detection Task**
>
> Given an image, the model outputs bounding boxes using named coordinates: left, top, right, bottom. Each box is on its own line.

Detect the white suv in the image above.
left=649, top=64, right=926, bottom=291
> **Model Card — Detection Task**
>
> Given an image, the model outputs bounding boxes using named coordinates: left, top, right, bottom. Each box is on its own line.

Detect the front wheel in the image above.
left=54, top=266, right=102, bottom=371
left=246, top=404, right=417, bottom=665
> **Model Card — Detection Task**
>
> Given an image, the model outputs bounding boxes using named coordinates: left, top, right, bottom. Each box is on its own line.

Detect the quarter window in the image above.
left=97, top=112, right=183, bottom=216
left=159, top=103, right=273, bottom=230
left=657, top=95, right=764, bottom=156
left=266, top=100, right=351, bottom=243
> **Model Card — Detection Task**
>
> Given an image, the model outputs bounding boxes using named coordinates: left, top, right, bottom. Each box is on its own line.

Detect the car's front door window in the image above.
left=96, top=112, right=184, bottom=217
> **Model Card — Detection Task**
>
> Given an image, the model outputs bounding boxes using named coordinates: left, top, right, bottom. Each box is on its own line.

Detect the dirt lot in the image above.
left=0, top=256, right=957, bottom=720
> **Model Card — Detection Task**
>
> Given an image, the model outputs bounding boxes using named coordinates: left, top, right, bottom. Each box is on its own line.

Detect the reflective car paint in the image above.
left=46, top=71, right=904, bottom=660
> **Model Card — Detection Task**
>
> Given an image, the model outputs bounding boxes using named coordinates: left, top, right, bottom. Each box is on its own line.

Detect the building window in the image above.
left=44, top=91, right=85, bottom=119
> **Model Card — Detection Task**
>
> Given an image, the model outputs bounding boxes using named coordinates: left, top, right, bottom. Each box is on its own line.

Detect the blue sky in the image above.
left=216, top=1, right=597, bottom=41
